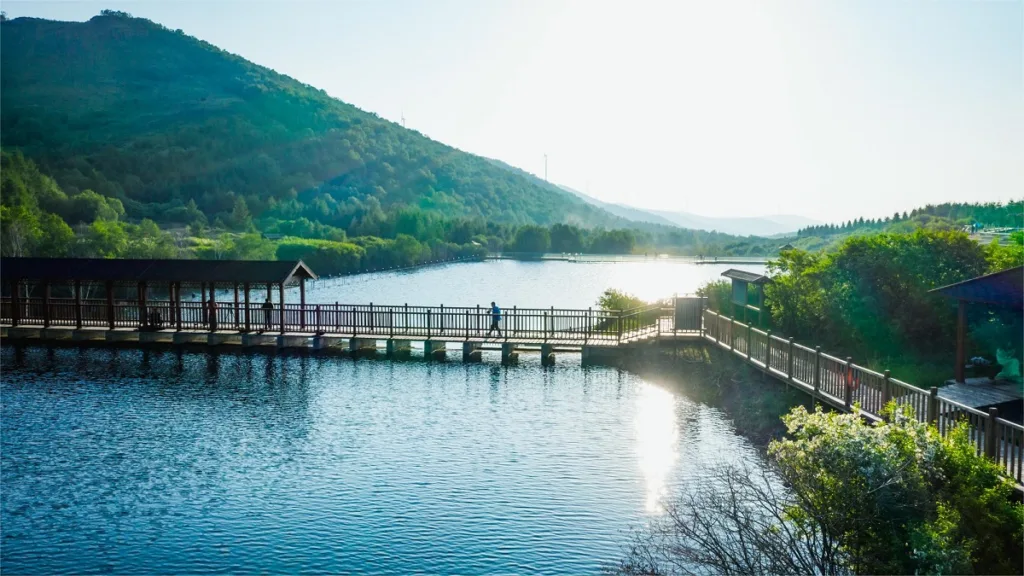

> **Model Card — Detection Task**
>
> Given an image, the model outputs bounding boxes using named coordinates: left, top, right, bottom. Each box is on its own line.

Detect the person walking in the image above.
left=487, top=301, right=502, bottom=337
left=208, top=296, right=218, bottom=332
left=261, top=297, right=273, bottom=332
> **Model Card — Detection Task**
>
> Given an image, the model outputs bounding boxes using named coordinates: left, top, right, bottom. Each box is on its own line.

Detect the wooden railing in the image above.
left=0, top=297, right=670, bottom=345
left=701, top=308, right=1024, bottom=484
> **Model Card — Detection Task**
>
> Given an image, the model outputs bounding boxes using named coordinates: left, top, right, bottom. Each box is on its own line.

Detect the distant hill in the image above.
left=0, top=12, right=625, bottom=229
left=557, top=184, right=819, bottom=236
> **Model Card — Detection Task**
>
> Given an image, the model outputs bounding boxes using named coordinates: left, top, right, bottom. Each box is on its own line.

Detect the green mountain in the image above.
left=0, top=12, right=626, bottom=230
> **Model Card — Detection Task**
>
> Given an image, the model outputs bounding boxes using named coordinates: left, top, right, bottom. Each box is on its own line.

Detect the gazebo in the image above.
left=932, top=266, right=1023, bottom=384
left=0, top=257, right=317, bottom=334
left=721, top=269, right=770, bottom=327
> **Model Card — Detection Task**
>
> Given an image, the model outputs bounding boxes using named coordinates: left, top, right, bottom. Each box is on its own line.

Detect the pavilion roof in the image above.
left=931, top=266, right=1023, bottom=308
left=721, top=269, right=770, bottom=284
left=0, top=258, right=317, bottom=284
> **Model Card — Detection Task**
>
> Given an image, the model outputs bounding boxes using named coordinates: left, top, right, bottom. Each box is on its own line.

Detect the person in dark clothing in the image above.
left=487, top=301, right=502, bottom=337
left=208, top=297, right=218, bottom=332
left=261, top=298, right=273, bottom=332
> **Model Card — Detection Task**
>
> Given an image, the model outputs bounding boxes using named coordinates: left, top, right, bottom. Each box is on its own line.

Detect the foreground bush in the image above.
left=616, top=404, right=1023, bottom=575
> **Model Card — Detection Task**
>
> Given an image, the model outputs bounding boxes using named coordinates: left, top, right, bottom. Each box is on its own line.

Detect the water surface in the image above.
left=3, top=261, right=770, bottom=574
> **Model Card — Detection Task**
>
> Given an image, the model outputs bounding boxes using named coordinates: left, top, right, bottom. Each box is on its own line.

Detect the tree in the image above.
left=550, top=223, right=584, bottom=253
left=616, top=404, right=1023, bottom=576
left=228, top=196, right=253, bottom=231
left=36, top=213, right=75, bottom=256
left=511, top=225, right=550, bottom=253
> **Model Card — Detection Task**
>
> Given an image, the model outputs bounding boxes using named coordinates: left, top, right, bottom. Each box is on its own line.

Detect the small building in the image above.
left=720, top=269, right=770, bottom=327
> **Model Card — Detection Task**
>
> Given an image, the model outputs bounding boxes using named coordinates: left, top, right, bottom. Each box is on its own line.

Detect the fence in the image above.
left=701, top=308, right=1024, bottom=484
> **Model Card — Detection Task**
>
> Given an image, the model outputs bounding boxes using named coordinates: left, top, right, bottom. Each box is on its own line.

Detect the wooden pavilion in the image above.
left=932, top=266, right=1024, bottom=384
left=0, top=257, right=317, bottom=334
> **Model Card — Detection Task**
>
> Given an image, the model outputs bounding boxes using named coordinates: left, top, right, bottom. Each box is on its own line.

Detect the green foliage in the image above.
left=797, top=201, right=1023, bottom=238
left=0, top=13, right=625, bottom=231
left=769, top=404, right=1023, bottom=575
left=597, top=288, right=649, bottom=311
left=766, top=230, right=994, bottom=364
left=696, top=280, right=731, bottom=314
left=511, top=225, right=551, bottom=253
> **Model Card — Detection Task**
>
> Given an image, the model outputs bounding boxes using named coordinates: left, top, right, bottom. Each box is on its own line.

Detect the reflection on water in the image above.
left=1, top=346, right=769, bottom=574
left=635, top=383, right=679, bottom=513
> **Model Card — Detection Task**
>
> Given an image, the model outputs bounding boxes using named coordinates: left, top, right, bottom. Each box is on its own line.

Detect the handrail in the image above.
left=699, top=307, right=1023, bottom=484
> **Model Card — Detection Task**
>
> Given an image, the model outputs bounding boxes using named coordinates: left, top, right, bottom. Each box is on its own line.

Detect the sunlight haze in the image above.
left=5, top=0, right=1021, bottom=221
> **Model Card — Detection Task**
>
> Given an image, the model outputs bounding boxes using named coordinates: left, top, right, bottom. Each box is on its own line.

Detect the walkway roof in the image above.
left=721, top=269, right=770, bottom=284
left=0, top=258, right=317, bottom=284
left=931, top=266, right=1022, bottom=308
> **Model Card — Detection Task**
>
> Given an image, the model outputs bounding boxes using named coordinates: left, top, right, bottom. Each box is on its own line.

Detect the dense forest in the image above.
left=796, top=201, right=1023, bottom=238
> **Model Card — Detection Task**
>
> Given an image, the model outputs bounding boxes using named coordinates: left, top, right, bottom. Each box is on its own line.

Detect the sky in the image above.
left=3, top=0, right=1022, bottom=221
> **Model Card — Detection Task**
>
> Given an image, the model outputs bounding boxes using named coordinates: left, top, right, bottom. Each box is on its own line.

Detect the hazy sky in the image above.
left=4, top=0, right=1022, bottom=220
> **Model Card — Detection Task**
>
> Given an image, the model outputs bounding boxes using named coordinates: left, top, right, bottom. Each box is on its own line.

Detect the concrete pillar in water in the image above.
left=277, top=335, right=309, bottom=349
left=501, top=343, right=519, bottom=365
left=424, top=340, right=447, bottom=360
left=313, top=335, right=345, bottom=351
left=242, top=333, right=278, bottom=348
left=462, top=341, right=482, bottom=362
left=386, top=339, right=411, bottom=358
left=72, top=329, right=106, bottom=342
left=581, top=345, right=619, bottom=366
left=208, top=332, right=241, bottom=346
left=541, top=343, right=555, bottom=366
left=105, top=330, right=139, bottom=343
left=349, top=337, right=377, bottom=357
left=173, top=331, right=207, bottom=345
left=41, top=327, right=74, bottom=341
left=139, top=331, right=173, bottom=344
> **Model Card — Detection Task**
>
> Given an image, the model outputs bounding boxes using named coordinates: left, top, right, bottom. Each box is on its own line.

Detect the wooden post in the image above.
left=42, top=281, right=51, bottom=328
left=10, top=279, right=20, bottom=327
left=617, top=310, right=623, bottom=344
left=233, top=283, right=240, bottom=330
left=955, top=299, right=966, bottom=384
left=881, top=370, right=891, bottom=411
left=844, top=357, right=853, bottom=409
left=787, top=337, right=794, bottom=381
left=243, top=282, right=251, bottom=332
left=729, top=318, right=735, bottom=351
left=813, top=346, right=821, bottom=396
left=439, top=304, right=444, bottom=333
left=928, top=387, right=938, bottom=424
left=278, top=283, right=285, bottom=334
left=266, top=283, right=272, bottom=303
left=389, top=307, right=394, bottom=338
left=370, top=303, right=375, bottom=332
left=765, top=330, right=773, bottom=371
left=106, top=281, right=115, bottom=329
left=427, top=308, right=432, bottom=339
left=299, top=278, right=306, bottom=331
left=465, top=309, right=470, bottom=339
left=544, top=312, right=549, bottom=342
left=985, top=407, right=999, bottom=459
left=746, top=323, right=752, bottom=360
left=138, top=281, right=147, bottom=328
left=74, top=280, right=82, bottom=329
left=174, top=282, right=182, bottom=331
left=316, top=305, right=322, bottom=334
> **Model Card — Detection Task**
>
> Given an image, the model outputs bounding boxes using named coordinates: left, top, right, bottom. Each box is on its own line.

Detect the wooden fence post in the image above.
left=243, top=282, right=250, bottom=332
left=985, top=408, right=999, bottom=459
left=617, top=310, right=623, bottom=344
left=787, top=337, right=795, bottom=381
left=729, top=318, right=735, bottom=351
left=74, top=280, right=82, bottom=329
left=389, top=307, right=394, bottom=338
left=813, top=346, right=821, bottom=396
left=439, top=304, right=443, bottom=333
left=426, top=308, right=432, bottom=339
left=746, top=323, right=752, bottom=360
left=765, top=330, right=773, bottom=371
left=881, top=370, right=891, bottom=411
left=315, top=305, right=322, bottom=334
left=928, top=387, right=938, bottom=425
left=369, top=303, right=375, bottom=332
left=42, top=281, right=51, bottom=328
left=587, top=307, right=592, bottom=341
left=174, top=282, right=182, bottom=331
left=106, top=281, right=115, bottom=329
left=544, top=312, right=549, bottom=341
left=844, top=357, right=853, bottom=409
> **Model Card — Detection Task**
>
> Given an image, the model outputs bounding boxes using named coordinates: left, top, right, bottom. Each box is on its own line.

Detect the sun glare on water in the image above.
left=634, top=381, right=679, bottom=513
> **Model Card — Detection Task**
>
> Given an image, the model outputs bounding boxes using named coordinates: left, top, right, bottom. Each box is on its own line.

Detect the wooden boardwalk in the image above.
left=1, top=294, right=1020, bottom=486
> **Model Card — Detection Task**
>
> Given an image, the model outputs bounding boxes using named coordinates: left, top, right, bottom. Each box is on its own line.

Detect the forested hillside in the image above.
left=0, top=12, right=625, bottom=231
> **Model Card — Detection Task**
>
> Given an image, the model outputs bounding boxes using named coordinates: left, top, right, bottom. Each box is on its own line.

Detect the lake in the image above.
left=2, top=260, right=771, bottom=574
